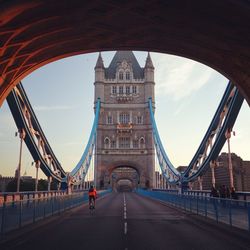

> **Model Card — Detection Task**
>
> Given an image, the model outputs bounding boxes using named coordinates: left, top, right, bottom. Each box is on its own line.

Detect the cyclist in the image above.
left=88, top=185, right=97, bottom=208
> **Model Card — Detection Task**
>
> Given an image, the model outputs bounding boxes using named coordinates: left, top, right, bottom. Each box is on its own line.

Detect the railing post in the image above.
left=229, top=199, right=232, bottom=227
left=196, top=196, right=199, bottom=215
left=248, top=206, right=250, bottom=232
left=33, top=199, right=36, bottom=223
left=19, top=200, right=22, bottom=229
left=215, top=199, right=218, bottom=223
left=205, top=197, right=207, bottom=218
left=1, top=200, right=6, bottom=236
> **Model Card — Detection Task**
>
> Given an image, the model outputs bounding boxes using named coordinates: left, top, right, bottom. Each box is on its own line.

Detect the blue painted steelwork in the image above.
left=67, top=98, right=101, bottom=185
left=7, top=83, right=66, bottom=181
left=148, top=97, right=180, bottom=184
left=148, top=81, right=244, bottom=185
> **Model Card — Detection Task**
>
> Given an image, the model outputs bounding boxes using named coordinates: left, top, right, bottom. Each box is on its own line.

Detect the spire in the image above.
left=95, top=52, right=104, bottom=69
left=145, top=52, right=154, bottom=69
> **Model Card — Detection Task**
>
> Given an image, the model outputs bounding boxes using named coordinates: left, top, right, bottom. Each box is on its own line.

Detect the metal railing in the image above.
left=0, top=189, right=111, bottom=237
left=137, top=189, right=250, bottom=231
left=183, top=190, right=250, bottom=201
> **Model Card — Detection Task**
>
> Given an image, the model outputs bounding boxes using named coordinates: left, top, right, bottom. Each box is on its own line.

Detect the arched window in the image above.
left=125, top=71, right=130, bottom=80
left=104, top=137, right=110, bottom=149
left=139, top=137, right=145, bottom=149
left=132, top=85, right=137, bottom=94
left=119, top=71, right=124, bottom=80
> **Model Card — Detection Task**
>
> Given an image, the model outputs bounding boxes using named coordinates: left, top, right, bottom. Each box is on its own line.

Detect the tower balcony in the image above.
left=116, top=94, right=133, bottom=102
left=117, top=123, right=133, bottom=133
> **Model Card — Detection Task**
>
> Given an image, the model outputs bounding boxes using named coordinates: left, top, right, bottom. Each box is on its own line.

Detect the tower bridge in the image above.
left=0, top=1, right=250, bottom=248
left=94, top=51, right=155, bottom=189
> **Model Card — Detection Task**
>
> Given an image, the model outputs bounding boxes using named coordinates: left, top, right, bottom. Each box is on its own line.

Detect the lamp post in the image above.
left=35, top=160, right=40, bottom=192
left=16, top=128, right=26, bottom=193
left=210, top=160, right=216, bottom=188
left=225, top=128, right=234, bottom=189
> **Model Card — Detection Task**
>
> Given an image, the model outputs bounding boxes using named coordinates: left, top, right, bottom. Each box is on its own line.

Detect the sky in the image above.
left=0, top=51, right=249, bottom=179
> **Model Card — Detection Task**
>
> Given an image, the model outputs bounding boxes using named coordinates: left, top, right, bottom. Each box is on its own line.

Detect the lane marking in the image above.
left=124, top=211, right=127, bottom=219
left=124, top=222, right=127, bottom=234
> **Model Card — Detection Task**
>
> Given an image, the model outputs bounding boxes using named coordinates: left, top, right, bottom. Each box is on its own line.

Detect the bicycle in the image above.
left=89, top=197, right=95, bottom=214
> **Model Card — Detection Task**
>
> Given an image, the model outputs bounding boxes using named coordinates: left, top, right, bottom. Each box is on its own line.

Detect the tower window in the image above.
left=119, top=72, right=124, bottom=80
left=107, top=116, right=112, bottom=124
left=111, top=140, right=116, bottom=148
left=104, top=137, right=110, bottom=149
left=126, top=86, right=130, bottom=94
left=133, top=139, right=139, bottom=148
left=132, top=86, right=137, bottom=94
left=137, top=116, right=142, bottom=124
left=119, top=113, right=130, bottom=124
left=119, top=137, right=130, bottom=148
left=112, top=86, right=117, bottom=94
left=126, top=71, right=130, bottom=80
left=119, top=86, right=123, bottom=94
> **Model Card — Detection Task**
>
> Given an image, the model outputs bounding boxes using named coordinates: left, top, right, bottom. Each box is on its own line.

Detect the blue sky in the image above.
left=0, top=51, right=249, bottom=179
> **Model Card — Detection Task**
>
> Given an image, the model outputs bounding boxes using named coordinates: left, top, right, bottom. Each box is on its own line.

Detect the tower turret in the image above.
left=144, top=52, right=155, bottom=103
left=94, top=52, right=105, bottom=101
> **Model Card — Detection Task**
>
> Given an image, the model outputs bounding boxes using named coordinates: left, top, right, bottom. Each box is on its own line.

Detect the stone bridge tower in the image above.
left=94, top=51, right=155, bottom=189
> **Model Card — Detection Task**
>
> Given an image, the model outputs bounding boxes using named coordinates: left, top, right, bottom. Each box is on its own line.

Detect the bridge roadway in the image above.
left=1, top=192, right=250, bottom=250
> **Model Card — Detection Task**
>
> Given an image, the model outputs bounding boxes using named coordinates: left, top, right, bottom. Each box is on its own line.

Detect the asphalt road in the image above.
left=1, top=192, right=250, bottom=250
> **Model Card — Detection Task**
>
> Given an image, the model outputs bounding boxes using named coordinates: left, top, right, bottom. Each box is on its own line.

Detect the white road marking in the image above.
left=123, top=193, right=128, bottom=235
left=124, top=222, right=127, bottom=234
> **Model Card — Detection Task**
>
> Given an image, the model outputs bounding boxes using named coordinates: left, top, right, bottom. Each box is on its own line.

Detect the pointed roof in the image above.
left=95, top=52, right=104, bottom=69
left=145, top=52, right=154, bottom=69
left=105, top=51, right=144, bottom=79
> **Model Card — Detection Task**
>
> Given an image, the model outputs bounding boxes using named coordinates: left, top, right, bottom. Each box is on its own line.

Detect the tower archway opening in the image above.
left=110, top=166, right=139, bottom=191
left=116, top=179, right=133, bottom=192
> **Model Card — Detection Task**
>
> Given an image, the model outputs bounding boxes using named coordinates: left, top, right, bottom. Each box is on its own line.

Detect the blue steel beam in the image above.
left=67, top=98, right=101, bottom=185
left=148, top=81, right=244, bottom=185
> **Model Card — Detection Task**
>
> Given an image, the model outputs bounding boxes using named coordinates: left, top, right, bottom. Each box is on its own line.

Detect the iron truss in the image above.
left=148, top=81, right=244, bottom=186
left=7, top=82, right=100, bottom=187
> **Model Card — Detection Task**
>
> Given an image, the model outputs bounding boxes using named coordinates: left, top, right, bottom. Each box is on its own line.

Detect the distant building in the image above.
left=0, top=175, right=14, bottom=192
left=192, top=152, right=250, bottom=191
left=154, top=152, right=250, bottom=192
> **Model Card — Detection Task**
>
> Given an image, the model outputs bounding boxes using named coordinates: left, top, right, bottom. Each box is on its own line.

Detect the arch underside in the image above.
left=0, top=1, right=250, bottom=105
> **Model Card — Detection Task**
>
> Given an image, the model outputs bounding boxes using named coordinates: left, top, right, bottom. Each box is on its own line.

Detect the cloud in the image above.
left=33, top=105, right=75, bottom=111
left=152, top=53, right=215, bottom=101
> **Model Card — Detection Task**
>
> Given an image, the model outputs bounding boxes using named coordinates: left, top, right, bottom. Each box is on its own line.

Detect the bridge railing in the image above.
left=137, top=189, right=250, bottom=231
left=183, top=190, right=250, bottom=201
left=0, top=189, right=111, bottom=237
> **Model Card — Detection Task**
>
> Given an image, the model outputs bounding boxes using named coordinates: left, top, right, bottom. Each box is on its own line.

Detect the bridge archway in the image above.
left=116, top=178, right=134, bottom=192
left=0, top=1, right=250, bottom=105
left=110, top=166, right=139, bottom=191
left=99, top=162, right=143, bottom=190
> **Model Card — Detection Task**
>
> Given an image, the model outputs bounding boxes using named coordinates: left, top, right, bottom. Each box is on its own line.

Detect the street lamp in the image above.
left=16, top=128, right=26, bottom=193
left=225, top=128, right=234, bottom=189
